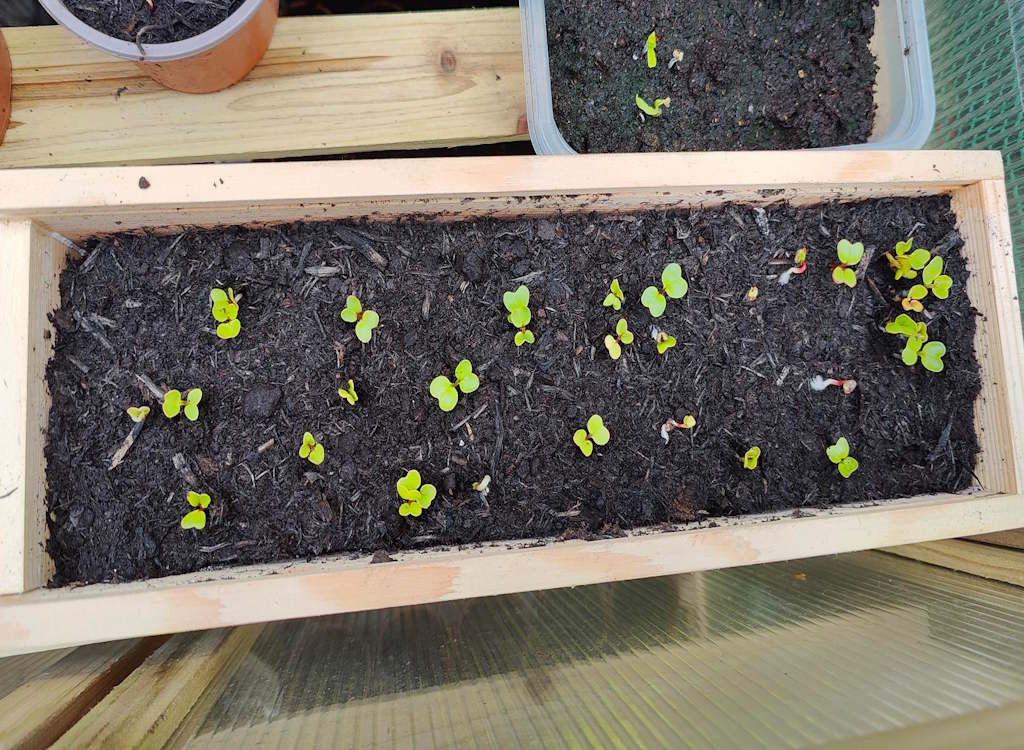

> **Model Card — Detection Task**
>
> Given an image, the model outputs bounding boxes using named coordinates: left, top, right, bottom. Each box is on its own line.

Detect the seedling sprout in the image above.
left=661, top=415, right=696, bottom=443
left=746, top=286, right=759, bottom=302
left=126, top=406, right=150, bottom=423
left=636, top=94, right=671, bottom=118
left=503, top=285, right=535, bottom=346
left=651, top=326, right=676, bottom=354
left=163, top=388, right=202, bottom=421
left=210, top=287, right=242, bottom=340
left=777, top=247, right=807, bottom=285
left=573, top=414, right=610, bottom=457
left=299, top=431, right=325, bottom=465
left=181, top=490, right=211, bottom=530
left=809, top=375, right=858, bottom=395
left=603, top=278, right=625, bottom=311
left=826, top=438, right=859, bottom=478
left=604, top=318, right=635, bottom=360
left=397, top=469, right=436, bottom=517
left=886, top=239, right=931, bottom=281
left=743, top=446, right=761, bottom=470
left=340, top=294, right=380, bottom=344
left=885, top=313, right=946, bottom=372
left=338, top=379, right=358, bottom=406
left=908, top=256, right=954, bottom=303
left=430, top=359, right=480, bottom=412
left=642, top=263, right=688, bottom=317
left=831, top=239, right=864, bottom=288
left=645, top=31, right=657, bottom=67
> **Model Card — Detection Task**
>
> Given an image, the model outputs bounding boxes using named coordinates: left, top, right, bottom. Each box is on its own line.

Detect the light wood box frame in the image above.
left=0, top=151, right=1021, bottom=656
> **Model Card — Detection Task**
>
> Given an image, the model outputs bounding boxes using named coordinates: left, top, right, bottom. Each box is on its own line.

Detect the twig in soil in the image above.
left=50, top=232, right=84, bottom=260
left=136, top=373, right=165, bottom=400
left=421, top=289, right=432, bottom=321
left=199, top=542, right=232, bottom=554
left=304, top=266, right=341, bottom=278
left=133, top=24, right=165, bottom=56
left=67, top=356, right=90, bottom=375
left=865, top=275, right=889, bottom=309
left=510, top=270, right=544, bottom=285
left=449, top=402, right=488, bottom=432
left=78, top=244, right=104, bottom=274
left=172, top=453, right=199, bottom=487
left=257, top=438, right=275, bottom=454
left=927, top=419, right=954, bottom=463
left=72, top=311, right=115, bottom=353
left=293, top=241, right=313, bottom=279
left=109, top=417, right=147, bottom=470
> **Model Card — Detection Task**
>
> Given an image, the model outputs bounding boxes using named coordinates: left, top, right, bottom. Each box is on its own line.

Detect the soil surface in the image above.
left=46, top=196, right=979, bottom=585
left=546, top=0, right=878, bottom=152
left=63, top=0, right=248, bottom=45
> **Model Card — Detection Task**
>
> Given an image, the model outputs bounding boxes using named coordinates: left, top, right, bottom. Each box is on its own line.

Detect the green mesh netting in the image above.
left=925, top=0, right=1024, bottom=295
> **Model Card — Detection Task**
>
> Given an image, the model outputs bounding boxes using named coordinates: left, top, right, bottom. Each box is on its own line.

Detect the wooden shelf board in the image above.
left=0, top=9, right=528, bottom=168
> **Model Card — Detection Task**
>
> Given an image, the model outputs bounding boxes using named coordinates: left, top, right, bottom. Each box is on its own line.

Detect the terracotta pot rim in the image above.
left=37, top=0, right=268, bottom=62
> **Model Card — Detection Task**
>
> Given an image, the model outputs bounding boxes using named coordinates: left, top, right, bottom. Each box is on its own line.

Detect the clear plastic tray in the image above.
left=521, top=0, right=936, bottom=154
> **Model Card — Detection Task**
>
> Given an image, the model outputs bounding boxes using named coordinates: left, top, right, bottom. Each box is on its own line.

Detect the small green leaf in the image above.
left=355, top=310, right=379, bottom=343
left=641, top=286, right=666, bottom=317
left=908, top=285, right=928, bottom=301
left=604, top=335, right=622, bottom=360
left=419, top=484, right=436, bottom=509
left=341, top=295, right=362, bottom=323
left=503, top=285, right=530, bottom=312
left=187, top=490, right=210, bottom=508
left=309, top=443, right=325, bottom=465
left=181, top=509, right=207, bottom=530
left=838, top=457, right=859, bottom=478
left=508, top=306, right=532, bottom=329
left=902, top=342, right=920, bottom=366
left=681, top=415, right=696, bottom=429
left=430, top=376, right=459, bottom=412
left=573, top=429, right=593, bottom=457
left=837, top=239, right=864, bottom=266
left=615, top=318, right=629, bottom=338
left=515, top=329, right=535, bottom=347
left=454, top=359, right=479, bottom=393
left=662, top=263, right=688, bottom=299
left=182, top=388, right=202, bottom=421
left=211, top=299, right=235, bottom=323
left=210, top=288, right=228, bottom=305
left=743, top=446, right=761, bottom=470
left=602, top=278, right=624, bottom=311
left=338, top=380, right=358, bottom=406
left=397, top=469, right=422, bottom=501
left=831, top=266, right=857, bottom=288
left=217, top=318, right=241, bottom=340
left=922, top=256, right=943, bottom=285
left=826, top=438, right=850, bottom=464
left=587, top=415, right=610, bottom=446
left=126, top=406, right=150, bottom=423
left=300, top=432, right=316, bottom=459
left=163, top=390, right=182, bottom=418
left=909, top=248, right=931, bottom=270
left=931, top=275, right=953, bottom=299
left=920, top=341, right=947, bottom=373
left=885, top=314, right=919, bottom=337
left=645, top=31, right=657, bottom=67
left=635, top=94, right=670, bottom=117
left=656, top=334, right=676, bottom=355
left=398, top=502, right=414, bottom=517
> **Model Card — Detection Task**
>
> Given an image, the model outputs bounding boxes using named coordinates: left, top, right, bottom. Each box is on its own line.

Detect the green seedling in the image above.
left=163, top=388, right=202, bottom=421
left=503, top=284, right=535, bottom=346
left=778, top=247, right=808, bottom=286
left=661, top=415, right=696, bottom=443
left=603, top=278, right=625, bottom=311
left=340, top=294, right=380, bottom=344
left=181, top=490, right=211, bottom=530
left=645, top=31, right=657, bottom=67
left=746, top=286, right=759, bottom=302
left=126, top=406, right=150, bottom=423
left=210, top=287, right=242, bottom=340
left=885, top=313, right=946, bottom=372
left=636, top=94, right=671, bottom=117
left=886, top=239, right=931, bottom=282
left=299, top=431, right=325, bottom=465
left=743, top=446, right=761, bottom=470
left=573, top=414, right=610, bottom=457
left=826, top=437, right=859, bottom=478
left=831, top=239, right=864, bottom=288
left=655, top=329, right=676, bottom=354
left=641, top=263, right=688, bottom=317
left=338, top=379, right=358, bottom=406
left=907, top=256, right=954, bottom=307
left=430, top=359, right=480, bottom=412
left=604, top=318, right=635, bottom=360
left=397, top=469, right=436, bottom=517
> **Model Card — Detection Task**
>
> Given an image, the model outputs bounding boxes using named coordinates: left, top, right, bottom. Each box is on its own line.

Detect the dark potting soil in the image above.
left=45, top=196, right=980, bottom=585
left=546, top=0, right=878, bottom=152
left=62, top=0, right=248, bottom=45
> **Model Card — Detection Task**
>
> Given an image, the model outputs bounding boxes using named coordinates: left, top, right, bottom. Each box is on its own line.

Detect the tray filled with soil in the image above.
left=521, top=0, right=935, bottom=153
left=0, top=151, right=1020, bottom=654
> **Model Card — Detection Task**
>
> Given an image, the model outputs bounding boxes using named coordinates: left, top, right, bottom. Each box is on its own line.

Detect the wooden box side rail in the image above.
left=0, top=10, right=528, bottom=169
left=0, top=151, right=1021, bottom=655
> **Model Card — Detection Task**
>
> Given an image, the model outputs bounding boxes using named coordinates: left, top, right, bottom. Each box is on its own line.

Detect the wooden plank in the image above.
left=52, top=626, right=263, bottom=750
left=0, top=10, right=528, bottom=168
left=0, top=150, right=1005, bottom=238
left=1, top=491, right=1023, bottom=657
left=882, top=539, right=1024, bottom=588
left=966, top=530, right=1024, bottom=550
left=0, top=221, right=65, bottom=595
left=0, top=637, right=164, bottom=750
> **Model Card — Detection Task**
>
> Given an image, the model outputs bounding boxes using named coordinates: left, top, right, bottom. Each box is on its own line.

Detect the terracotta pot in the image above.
left=37, top=0, right=277, bottom=94
left=0, top=31, right=11, bottom=147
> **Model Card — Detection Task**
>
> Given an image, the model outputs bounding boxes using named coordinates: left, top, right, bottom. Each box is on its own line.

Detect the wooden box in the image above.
left=1, top=151, right=1021, bottom=656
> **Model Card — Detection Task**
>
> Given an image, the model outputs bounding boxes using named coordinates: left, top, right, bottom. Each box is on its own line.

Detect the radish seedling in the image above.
left=163, top=388, right=202, bottom=421
left=503, top=284, right=535, bottom=346
left=743, top=446, right=761, bottom=470
left=573, top=414, right=610, bottom=457
left=777, top=247, right=807, bottom=285
left=397, top=469, right=436, bottom=517
left=341, top=294, right=380, bottom=344
left=636, top=94, right=671, bottom=117
left=908, top=256, right=954, bottom=303
left=430, top=359, right=480, bottom=412
left=826, top=437, right=859, bottom=478
left=181, top=491, right=211, bottom=530
left=338, top=379, right=358, bottom=406
left=603, top=278, right=625, bottom=311
left=126, top=406, right=150, bottom=423
left=299, top=431, right=325, bottom=466
left=641, top=263, right=688, bottom=317
left=885, top=313, right=946, bottom=372
left=661, top=415, right=696, bottom=443
left=210, top=287, right=242, bottom=340
left=604, top=318, right=635, bottom=360
left=645, top=31, right=657, bottom=67
left=809, top=375, right=858, bottom=395
left=831, top=239, right=864, bottom=288
left=886, top=239, right=931, bottom=281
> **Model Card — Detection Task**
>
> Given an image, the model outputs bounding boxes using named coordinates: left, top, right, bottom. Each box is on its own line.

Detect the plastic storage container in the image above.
left=521, top=0, right=936, bottom=154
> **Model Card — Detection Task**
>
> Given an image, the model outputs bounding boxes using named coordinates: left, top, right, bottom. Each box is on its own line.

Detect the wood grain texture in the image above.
left=0, top=637, right=163, bottom=750
left=882, top=539, right=1024, bottom=588
left=51, top=626, right=262, bottom=750
left=0, top=222, right=64, bottom=595
left=0, top=10, right=527, bottom=168
left=2, top=491, right=1023, bottom=657
left=966, top=530, right=1024, bottom=550
left=0, top=150, right=1004, bottom=238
